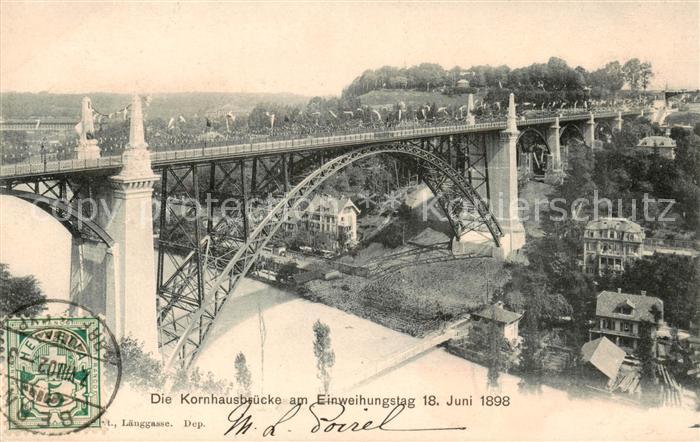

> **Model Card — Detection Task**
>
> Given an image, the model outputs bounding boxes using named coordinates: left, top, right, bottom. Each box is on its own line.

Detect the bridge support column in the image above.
left=466, top=94, right=476, bottom=125
left=70, top=238, right=113, bottom=316
left=584, top=112, right=597, bottom=149
left=103, top=95, right=160, bottom=355
left=614, top=111, right=623, bottom=132
left=457, top=93, right=525, bottom=260
left=545, top=117, right=565, bottom=184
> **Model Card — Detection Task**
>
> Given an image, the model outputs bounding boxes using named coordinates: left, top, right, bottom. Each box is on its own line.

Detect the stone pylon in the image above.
left=545, top=116, right=565, bottom=184
left=492, top=93, right=525, bottom=259
left=584, top=112, right=597, bottom=148
left=614, top=111, right=623, bottom=131
left=454, top=93, right=525, bottom=260
left=466, top=93, right=475, bottom=125
left=506, top=92, right=518, bottom=133
left=75, top=97, right=101, bottom=160
left=105, top=94, right=160, bottom=355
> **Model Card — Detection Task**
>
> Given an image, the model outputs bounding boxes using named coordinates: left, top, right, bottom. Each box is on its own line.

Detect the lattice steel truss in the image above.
left=157, top=142, right=503, bottom=370
left=156, top=164, right=207, bottom=341
left=455, top=133, right=490, bottom=202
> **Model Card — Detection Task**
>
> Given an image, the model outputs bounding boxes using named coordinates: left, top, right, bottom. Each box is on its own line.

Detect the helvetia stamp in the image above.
left=5, top=316, right=102, bottom=431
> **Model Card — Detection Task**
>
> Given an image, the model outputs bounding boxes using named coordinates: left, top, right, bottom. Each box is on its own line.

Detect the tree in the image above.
left=590, top=61, right=625, bottom=97
left=234, top=352, right=252, bottom=396
left=313, top=320, right=336, bottom=393
left=518, top=310, right=544, bottom=393
left=486, top=309, right=506, bottom=389
left=276, top=262, right=299, bottom=284
left=604, top=254, right=699, bottom=329
left=639, top=62, right=654, bottom=91
left=0, top=263, right=46, bottom=317
left=621, top=59, right=654, bottom=92
left=622, top=58, right=642, bottom=91
left=106, top=337, right=165, bottom=389
left=638, top=321, right=661, bottom=406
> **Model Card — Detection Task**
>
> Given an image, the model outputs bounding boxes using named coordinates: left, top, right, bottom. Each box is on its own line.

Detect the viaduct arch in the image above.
left=159, top=143, right=504, bottom=369
left=560, top=123, right=586, bottom=143
left=0, top=188, right=114, bottom=246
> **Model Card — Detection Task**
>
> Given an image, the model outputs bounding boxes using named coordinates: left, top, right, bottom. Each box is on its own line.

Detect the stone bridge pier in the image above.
left=70, top=95, right=160, bottom=355
left=614, top=111, right=624, bottom=132
left=544, top=116, right=565, bottom=183
left=452, top=93, right=525, bottom=260
left=584, top=112, right=597, bottom=148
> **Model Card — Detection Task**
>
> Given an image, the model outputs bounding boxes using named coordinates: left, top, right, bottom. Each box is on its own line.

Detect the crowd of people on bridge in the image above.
left=0, top=95, right=649, bottom=165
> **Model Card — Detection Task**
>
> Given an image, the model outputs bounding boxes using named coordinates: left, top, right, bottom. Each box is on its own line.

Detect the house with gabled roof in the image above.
left=471, top=301, right=523, bottom=344
left=589, top=289, right=663, bottom=353
left=283, top=194, right=360, bottom=250
left=637, top=135, right=676, bottom=159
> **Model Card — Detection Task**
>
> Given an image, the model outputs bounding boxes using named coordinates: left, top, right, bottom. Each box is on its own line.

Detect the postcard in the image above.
left=0, top=1, right=698, bottom=441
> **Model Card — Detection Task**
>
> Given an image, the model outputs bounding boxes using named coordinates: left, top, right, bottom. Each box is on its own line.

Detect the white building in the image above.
left=637, top=135, right=676, bottom=160
left=589, top=289, right=663, bottom=353
left=582, top=217, right=644, bottom=275
left=284, top=194, right=360, bottom=249
left=471, top=301, right=523, bottom=345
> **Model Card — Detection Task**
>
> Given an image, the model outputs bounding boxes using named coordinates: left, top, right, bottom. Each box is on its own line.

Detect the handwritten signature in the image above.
left=224, top=401, right=466, bottom=436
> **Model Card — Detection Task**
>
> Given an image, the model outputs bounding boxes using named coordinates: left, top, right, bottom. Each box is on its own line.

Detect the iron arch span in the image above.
left=0, top=188, right=114, bottom=247
left=158, top=143, right=504, bottom=369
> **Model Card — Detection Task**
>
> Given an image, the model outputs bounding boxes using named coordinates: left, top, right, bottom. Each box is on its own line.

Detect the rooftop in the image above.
left=637, top=136, right=676, bottom=148
left=585, top=217, right=643, bottom=234
left=596, top=290, right=663, bottom=322
left=472, top=302, right=522, bottom=324
left=305, top=194, right=360, bottom=216
left=581, top=337, right=626, bottom=380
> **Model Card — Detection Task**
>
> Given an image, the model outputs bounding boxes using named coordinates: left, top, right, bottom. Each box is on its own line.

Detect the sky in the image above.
left=1, top=1, right=698, bottom=96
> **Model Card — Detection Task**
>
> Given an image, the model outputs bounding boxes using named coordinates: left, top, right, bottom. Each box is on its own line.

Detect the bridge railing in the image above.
left=0, top=108, right=649, bottom=178
left=149, top=120, right=510, bottom=164
left=0, top=156, right=123, bottom=177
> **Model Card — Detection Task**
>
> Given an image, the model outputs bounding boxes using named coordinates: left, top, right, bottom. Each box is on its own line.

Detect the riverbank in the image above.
left=300, top=257, right=509, bottom=336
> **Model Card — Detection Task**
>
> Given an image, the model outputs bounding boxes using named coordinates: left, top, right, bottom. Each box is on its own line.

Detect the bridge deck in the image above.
left=0, top=110, right=638, bottom=180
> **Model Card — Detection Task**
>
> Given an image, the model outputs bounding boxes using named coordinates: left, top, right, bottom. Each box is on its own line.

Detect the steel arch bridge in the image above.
left=157, top=142, right=503, bottom=369
left=0, top=93, right=647, bottom=368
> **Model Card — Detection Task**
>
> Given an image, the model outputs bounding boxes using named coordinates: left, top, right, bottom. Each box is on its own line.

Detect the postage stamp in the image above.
left=5, top=316, right=102, bottom=431
left=1, top=299, right=122, bottom=437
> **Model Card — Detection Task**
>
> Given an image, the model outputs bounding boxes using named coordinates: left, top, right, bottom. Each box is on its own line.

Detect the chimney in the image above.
left=617, top=288, right=622, bottom=293
left=641, top=290, right=647, bottom=296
